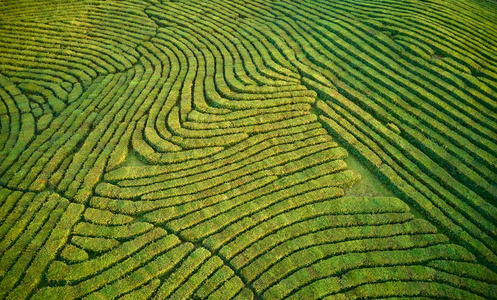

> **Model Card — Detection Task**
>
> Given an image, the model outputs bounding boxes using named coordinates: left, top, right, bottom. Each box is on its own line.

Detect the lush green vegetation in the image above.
left=0, top=0, right=496, bottom=298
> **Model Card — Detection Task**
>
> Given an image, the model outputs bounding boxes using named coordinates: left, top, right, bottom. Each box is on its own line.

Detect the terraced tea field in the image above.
left=1, top=0, right=496, bottom=298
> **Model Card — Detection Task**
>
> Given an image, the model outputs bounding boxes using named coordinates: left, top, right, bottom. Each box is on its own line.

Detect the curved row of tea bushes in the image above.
left=1, top=0, right=496, bottom=298
left=35, top=236, right=193, bottom=299
left=98, top=133, right=344, bottom=200
left=0, top=0, right=159, bottom=204
left=263, top=2, right=497, bottom=172
left=229, top=1, right=497, bottom=270
left=70, top=236, right=119, bottom=254
left=291, top=266, right=494, bottom=299
left=0, top=189, right=83, bottom=299
left=225, top=209, right=414, bottom=265
left=59, top=244, right=88, bottom=264
left=145, top=1, right=497, bottom=298
left=75, top=24, right=365, bottom=296
left=146, top=4, right=301, bottom=84
left=98, top=124, right=331, bottom=189
left=318, top=98, right=497, bottom=265
left=170, top=168, right=357, bottom=240
left=0, top=80, right=35, bottom=186
left=153, top=252, right=248, bottom=299
left=102, top=122, right=324, bottom=183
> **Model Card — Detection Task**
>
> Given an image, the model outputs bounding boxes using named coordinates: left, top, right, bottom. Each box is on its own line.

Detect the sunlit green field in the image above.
left=0, top=0, right=496, bottom=298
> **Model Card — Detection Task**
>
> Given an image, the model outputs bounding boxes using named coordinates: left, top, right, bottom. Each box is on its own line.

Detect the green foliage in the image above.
left=60, top=244, right=88, bottom=263
left=83, top=207, right=133, bottom=225
left=1, top=0, right=497, bottom=298
left=71, top=236, right=120, bottom=253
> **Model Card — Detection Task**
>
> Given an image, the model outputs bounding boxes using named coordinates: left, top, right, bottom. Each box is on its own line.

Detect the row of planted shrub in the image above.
left=0, top=189, right=83, bottom=299
left=215, top=3, right=497, bottom=268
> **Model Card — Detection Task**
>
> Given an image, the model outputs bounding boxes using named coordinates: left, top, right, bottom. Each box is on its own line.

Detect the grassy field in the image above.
left=0, top=0, right=496, bottom=299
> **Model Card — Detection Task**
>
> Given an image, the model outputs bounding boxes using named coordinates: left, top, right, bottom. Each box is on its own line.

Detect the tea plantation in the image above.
left=0, top=0, right=496, bottom=298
